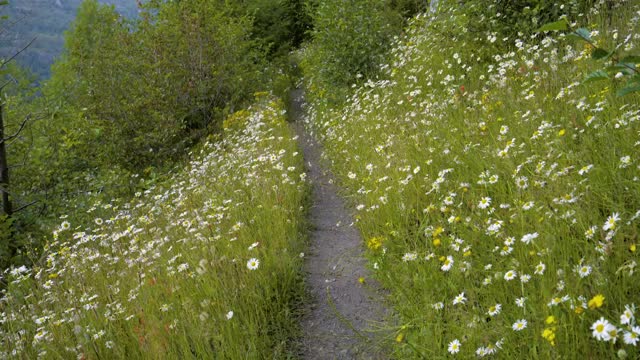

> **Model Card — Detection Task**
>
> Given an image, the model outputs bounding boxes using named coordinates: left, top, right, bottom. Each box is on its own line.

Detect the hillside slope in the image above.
left=1, top=95, right=308, bottom=358
left=303, top=1, right=640, bottom=358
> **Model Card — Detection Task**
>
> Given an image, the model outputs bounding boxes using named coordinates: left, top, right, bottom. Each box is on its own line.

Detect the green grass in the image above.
left=0, top=94, right=309, bottom=359
left=303, top=2, right=640, bottom=358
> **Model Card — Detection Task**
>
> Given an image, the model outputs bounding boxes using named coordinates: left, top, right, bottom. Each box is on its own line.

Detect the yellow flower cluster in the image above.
left=542, top=316, right=557, bottom=346
left=588, top=294, right=605, bottom=310
left=366, top=236, right=384, bottom=251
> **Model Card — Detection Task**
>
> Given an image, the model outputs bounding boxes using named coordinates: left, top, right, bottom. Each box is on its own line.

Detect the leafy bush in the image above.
left=300, top=0, right=400, bottom=102
left=44, top=0, right=262, bottom=170
left=242, top=0, right=311, bottom=58
left=389, top=0, right=431, bottom=19
left=551, top=20, right=640, bottom=97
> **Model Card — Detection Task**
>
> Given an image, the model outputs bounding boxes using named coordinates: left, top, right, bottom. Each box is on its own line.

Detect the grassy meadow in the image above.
left=302, top=2, right=640, bottom=358
left=0, top=95, right=308, bottom=359
left=2, top=0, right=640, bottom=358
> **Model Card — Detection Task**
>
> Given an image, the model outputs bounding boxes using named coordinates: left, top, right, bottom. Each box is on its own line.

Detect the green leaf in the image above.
left=592, top=48, right=609, bottom=60
left=576, top=28, right=591, bottom=40
left=620, top=55, right=640, bottom=64
left=611, top=63, right=637, bottom=75
left=568, top=28, right=592, bottom=42
left=621, top=62, right=637, bottom=69
left=617, top=84, right=640, bottom=97
left=536, top=20, right=568, bottom=32
left=583, top=70, right=609, bottom=84
left=605, top=65, right=627, bottom=76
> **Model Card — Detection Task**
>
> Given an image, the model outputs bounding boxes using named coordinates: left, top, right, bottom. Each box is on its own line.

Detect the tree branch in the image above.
left=0, top=114, right=30, bottom=144
left=13, top=200, right=37, bottom=213
left=0, top=36, right=37, bottom=70
left=8, top=129, right=34, bottom=169
left=0, top=78, right=16, bottom=91
left=0, top=14, right=29, bottom=36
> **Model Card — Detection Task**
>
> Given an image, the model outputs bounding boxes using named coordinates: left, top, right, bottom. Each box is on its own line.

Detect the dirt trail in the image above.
left=290, top=89, right=389, bottom=359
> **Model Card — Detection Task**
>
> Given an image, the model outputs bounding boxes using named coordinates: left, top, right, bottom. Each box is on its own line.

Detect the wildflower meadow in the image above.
left=302, top=1, right=640, bottom=358
left=2, top=0, right=640, bottom=358
left=0, top=95, right=308, bottom=359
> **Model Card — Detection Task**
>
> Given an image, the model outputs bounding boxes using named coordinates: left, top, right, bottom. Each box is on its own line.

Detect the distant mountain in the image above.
left=1, top=0, right=138, bottom=78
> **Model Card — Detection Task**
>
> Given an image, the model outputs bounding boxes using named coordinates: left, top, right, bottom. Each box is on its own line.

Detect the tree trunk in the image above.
left=0, top=97, right=12, bottom=217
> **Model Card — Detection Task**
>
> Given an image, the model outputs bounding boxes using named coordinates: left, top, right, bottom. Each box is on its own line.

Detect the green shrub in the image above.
left=389, top=0, right=430, bottom=19
left=243, top=0, right=311, bottom=58
left=45, top=0, right=262, bottom=170
left=300, top=0, right=401, bottom=102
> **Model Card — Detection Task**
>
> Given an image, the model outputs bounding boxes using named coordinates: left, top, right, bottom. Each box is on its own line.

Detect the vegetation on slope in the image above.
left=302, top=0, right=640, bottom=358
left=1, top=1, right=313, bottom=357
left=1, top=95, right=308, bottom=358
left=300, top=0, right=400, bottom=102
left=0, top=0, right=309, bottom=267
left=3, top=0, right=639, bottom=357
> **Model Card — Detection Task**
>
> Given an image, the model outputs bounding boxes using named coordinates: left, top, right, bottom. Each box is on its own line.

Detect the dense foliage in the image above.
left=302, top=0, right=640, bottom=358
left=464, top=0, right=605, bottom=38
left=300, top=0, right=401, bottom=103
left=241, top=0, right=311, bottom=58
left=47, top=0, right=260, bottom=168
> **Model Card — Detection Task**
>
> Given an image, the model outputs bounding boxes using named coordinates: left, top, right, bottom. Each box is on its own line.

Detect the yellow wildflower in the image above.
left=588, top=294, right=605, bottom=309
left=542, top=328, right=556, bottom=346
left=433, top=226, right=444, bottom=237
left=366, top=237, right=383, bottom=251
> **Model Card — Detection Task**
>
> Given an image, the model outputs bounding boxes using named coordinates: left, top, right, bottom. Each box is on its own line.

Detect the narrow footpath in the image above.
left=290, top=89, right=389, bottom=359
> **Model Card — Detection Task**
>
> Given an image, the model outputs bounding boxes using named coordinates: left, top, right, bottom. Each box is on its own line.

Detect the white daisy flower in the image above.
left=247, top=258, right=260, bottom=270
left=512, top=319, right=527, bottom=331
left=448, top=339, right=461, bottom=354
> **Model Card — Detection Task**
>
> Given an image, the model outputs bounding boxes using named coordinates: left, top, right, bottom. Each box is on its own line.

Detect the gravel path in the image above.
left=290, top=89, right=389, bottom=359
